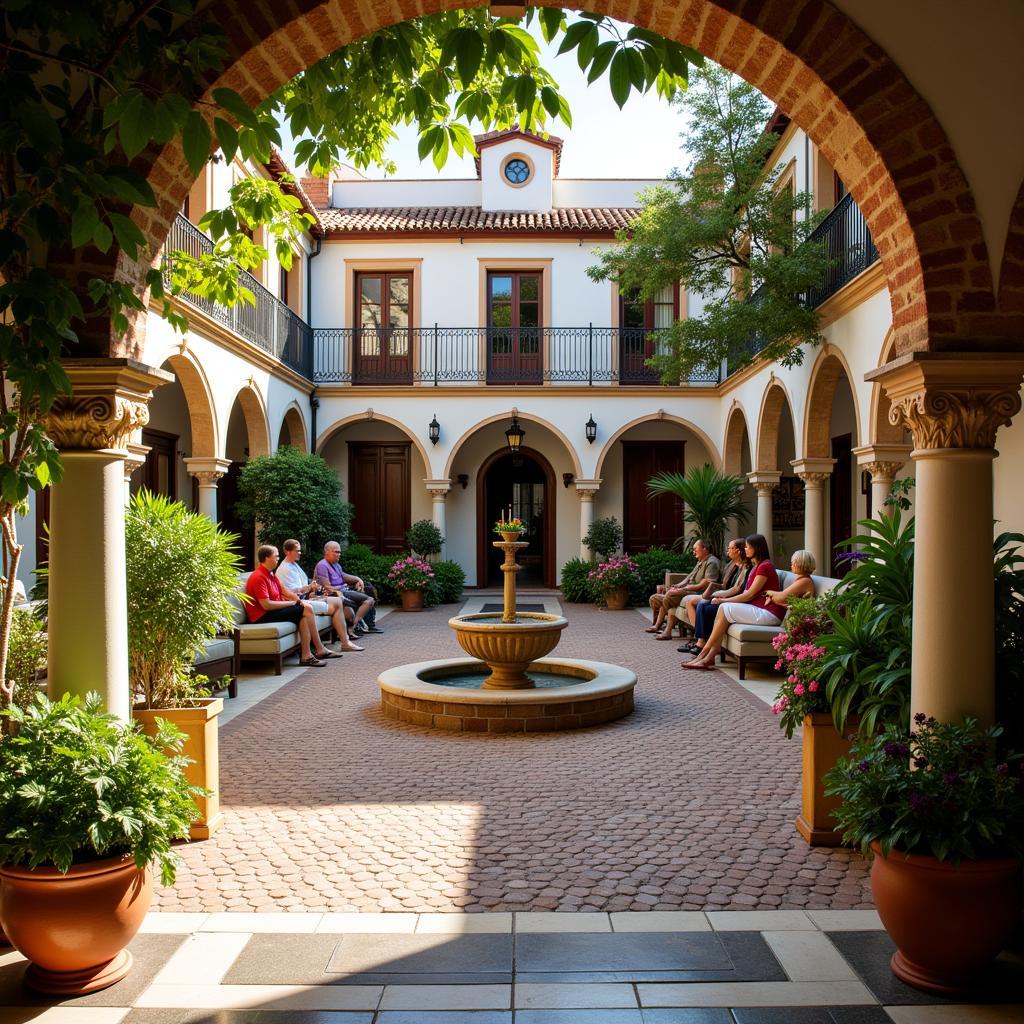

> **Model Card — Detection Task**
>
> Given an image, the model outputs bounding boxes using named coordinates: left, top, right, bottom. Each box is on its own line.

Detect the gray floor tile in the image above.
left=323, top=973, right=512, bottom=987
left=730, top=1013, right=894, bottom=1024
left=827, top=1009, right=901, bottom=1024
left=515, top=1011, right=643, bottom=1024
left=327, top=935, right=512, bottom=976
left=515, top=932, right=730, bottom=974
left=0, top=933, right=185, bottom=1007
left=221, top=935, right=340, bottom=985
left=375, top=1014, right=511, bottom=1024
left=718, top=932, right=787, bottom=983
left=827, top=931, right=1024, bottom=1007
left=639, top=1013, right=734, bottom=1024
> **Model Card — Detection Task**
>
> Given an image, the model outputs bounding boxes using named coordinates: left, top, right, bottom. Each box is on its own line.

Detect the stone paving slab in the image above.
left=153, top=603, right=871, bottom=915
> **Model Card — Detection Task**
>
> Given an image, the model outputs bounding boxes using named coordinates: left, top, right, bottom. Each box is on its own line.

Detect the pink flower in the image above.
left=794, top=683, right=805, bottom=696
left=808, top=680, right=819, bottom=693
left=774, top=660, right=783, bottom=671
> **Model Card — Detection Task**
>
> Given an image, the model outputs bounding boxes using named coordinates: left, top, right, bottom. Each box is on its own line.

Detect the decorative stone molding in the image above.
left=796, top=472, right=830, bottom=488
left=791, top=458, right=836, bottom=489
left=852, top=443, right=912, bottom=472
left=184, top=457, right=232, bottom=486
left=45, top=360, right=171, bottom=455
left=746, top=471, right=781, bottom=495
left=574, top=479, right=601, bottom=501
left=862, top=461, right=906, bottom=483
left=123, top=442, right=150, bottom=481
left=424, top=478, right=452, bottom=498
left=866, top=353, right=1024, bottom=452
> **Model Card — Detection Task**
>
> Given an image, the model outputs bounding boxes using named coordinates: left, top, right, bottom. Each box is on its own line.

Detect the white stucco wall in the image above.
left=480, top=138, right=554, bottom=212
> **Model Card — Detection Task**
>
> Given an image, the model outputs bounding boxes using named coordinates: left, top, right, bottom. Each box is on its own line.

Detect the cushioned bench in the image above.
left=228, top=575, right=335, bottom=675
left=190, top=633, right=239, bottom=698
left=665, top=567, right=840, bottom=679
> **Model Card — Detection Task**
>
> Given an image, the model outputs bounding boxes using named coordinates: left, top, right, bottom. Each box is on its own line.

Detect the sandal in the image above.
left=299, top=656, right=325, bottom=668
left=316, top=649, right=343, bottom=659
left=644, top=626, right=660, bottom=633
left=340, top=643, right=364, bottom=652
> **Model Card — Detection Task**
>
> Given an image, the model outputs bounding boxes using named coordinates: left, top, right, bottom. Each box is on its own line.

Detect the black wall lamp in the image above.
left=563, top=473, right=575, bottom=489
left=457, top=473, right=469, bottom=490
left=428, top=414, right=440, bottom=445
left=505, top=414, right=525, bottom=453
left=585, top=414, right=597, bottom=444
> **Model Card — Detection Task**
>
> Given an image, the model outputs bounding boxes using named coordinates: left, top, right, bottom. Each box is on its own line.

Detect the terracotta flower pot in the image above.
left=870, top=841, right=1022, bottom=995
left=603, top=585, right=631, bottom=610
left=795, top=713, right=858, bottom=847
left=0, top=853, right=153, bottom=995
left=498, top=530, right=524, bottom=543
left=400, top=588, right=424, bottom=611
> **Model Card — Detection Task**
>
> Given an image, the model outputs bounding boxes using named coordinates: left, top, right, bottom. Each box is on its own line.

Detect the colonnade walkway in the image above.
left=3, top=602, right=1021, bottom=1022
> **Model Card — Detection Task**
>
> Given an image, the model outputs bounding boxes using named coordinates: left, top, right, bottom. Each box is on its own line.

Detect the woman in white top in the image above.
left=278, top=539, right=364, bottom=651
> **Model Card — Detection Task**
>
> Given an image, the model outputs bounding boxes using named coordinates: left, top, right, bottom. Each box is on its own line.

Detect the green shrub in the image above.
left=432, top=560, right=466, bottom=603
left=0, top=692, right=200, bottom=885
left=6, top=608, right=46, bottom=711
left=583, top=516, right=623, bottom=559
left=126, top=490, right=243, bottom=710
left=406, top=519, right=443, bottom=558
left=560, top=558, right=593, bottom=602
left=235, top=446, right=353, bottom=574
left=629, top=546, right=697, bottom=604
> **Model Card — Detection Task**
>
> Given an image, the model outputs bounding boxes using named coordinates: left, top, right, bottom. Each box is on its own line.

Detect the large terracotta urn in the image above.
left=603, top=586, right=630, bottom=610
left=0, top=853, right=153, bottom=994
left=400, top=588, right=424, bottom=612
left=870, top=841, right=1022, bottom=995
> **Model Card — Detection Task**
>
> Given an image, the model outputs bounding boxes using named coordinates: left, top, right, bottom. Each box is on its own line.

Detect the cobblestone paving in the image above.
left=154, top=603, right=872, bottom=913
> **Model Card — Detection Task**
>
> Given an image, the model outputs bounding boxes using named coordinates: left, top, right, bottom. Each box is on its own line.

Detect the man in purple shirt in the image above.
left=314, top=541, right=382, bottom=635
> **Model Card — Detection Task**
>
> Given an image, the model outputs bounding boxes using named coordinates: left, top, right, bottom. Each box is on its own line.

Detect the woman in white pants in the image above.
left=682, top=536, right=816, bottom=671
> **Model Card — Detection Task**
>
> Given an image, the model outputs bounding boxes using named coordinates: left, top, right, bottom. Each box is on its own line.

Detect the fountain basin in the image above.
left=378, top=657, right=637, bottom=733
left=447, top=612, right=569, bottom=688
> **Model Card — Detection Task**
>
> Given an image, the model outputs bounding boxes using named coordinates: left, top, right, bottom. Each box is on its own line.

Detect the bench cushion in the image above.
left=193, top=637, right=235, bottom=665
left=726, top=623, right=783, bottom=643
left=238, top=620, right=298, bottom=640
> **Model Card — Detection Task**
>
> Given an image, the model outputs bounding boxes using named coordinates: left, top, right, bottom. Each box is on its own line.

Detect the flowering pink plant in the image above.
left=770, top=594, right=833, bottom=738
left=588, top=555, right=640, bottom=592
left=493, top=517, right=525, bottom=533
left=386, top=555, right=435, bottom=592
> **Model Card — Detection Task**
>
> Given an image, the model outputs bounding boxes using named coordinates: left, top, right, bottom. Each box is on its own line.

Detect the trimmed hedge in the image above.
left=341, top=544, right=465, bottom=606
left=432, top=560, right=466, bottom=604
left=629, top=546, right=697, bottom=604
left=559, top=558, right=593, bottom=602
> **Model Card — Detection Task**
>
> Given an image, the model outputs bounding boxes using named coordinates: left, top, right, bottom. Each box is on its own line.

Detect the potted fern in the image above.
left=126, top=490, right=242, bottom=839
left=0, top=693, right=198, bottom=994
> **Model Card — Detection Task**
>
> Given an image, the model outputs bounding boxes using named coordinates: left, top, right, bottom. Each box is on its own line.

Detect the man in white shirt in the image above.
left=277, top=539, right=363, bottom=651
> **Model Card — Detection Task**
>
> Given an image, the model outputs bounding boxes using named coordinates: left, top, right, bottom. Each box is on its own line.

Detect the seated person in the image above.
left=276, top=538, right=363, bottom=652
left=679, top=538, right=751, bottom=654
left=649, top=539, right=722, bottom=639
left=245, top=545, right=341, bottom=668
left=681, top=538, right=815, bottom=671
left=314, top=541, right=382, bottom=636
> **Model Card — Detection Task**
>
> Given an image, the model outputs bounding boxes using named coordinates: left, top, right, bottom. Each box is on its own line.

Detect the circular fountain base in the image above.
left=378, top=657, right=637, bottom=733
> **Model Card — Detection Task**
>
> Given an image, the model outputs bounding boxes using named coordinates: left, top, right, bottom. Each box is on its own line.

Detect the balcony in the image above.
left=312, top=326, right=720, bottom=386
left=162, top=213, right=314, bottom=379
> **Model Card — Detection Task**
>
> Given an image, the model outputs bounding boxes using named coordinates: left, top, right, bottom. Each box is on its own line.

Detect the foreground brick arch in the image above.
left=802, top=348, right=862, bottom=460
left=92, top=0, right=1018, bottom=361
left=722, top=402, right=751, bottom=476
left=754, top=379, right=796, bottom=473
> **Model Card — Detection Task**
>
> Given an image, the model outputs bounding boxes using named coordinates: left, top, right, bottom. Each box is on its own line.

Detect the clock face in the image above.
left=504, top=158, right=530, bottom=185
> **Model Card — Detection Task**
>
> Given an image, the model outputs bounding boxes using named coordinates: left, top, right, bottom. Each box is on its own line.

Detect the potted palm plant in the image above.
left=126, top=489, right=242, bottom=839
left=0, top=692, right=198, bottom=994
left=646, top=464, right=750, bottom=558
left=825, top=715, right=1024, bottom=995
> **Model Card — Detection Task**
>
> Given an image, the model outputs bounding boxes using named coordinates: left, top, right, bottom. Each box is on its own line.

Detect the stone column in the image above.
left=868, top=354, right=1024, bottom=725
left=123, top=442, right=149, bottom=501
left=852, top=444, right=912, bottom=517
left=791, top=459, right=836, bottom=571
left=746, top=471, right=781, bottom=552
left=184, top=457, right=232, bottom=521
left=575, top=479, right=601, bottom=560
left=44, top=359, right=171, bottom=719
left=424, top=479, right=451, bottom=558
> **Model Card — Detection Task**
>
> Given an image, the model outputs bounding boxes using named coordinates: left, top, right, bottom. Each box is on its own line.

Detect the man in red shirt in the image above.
left=245, top=545, right=341, bottom=668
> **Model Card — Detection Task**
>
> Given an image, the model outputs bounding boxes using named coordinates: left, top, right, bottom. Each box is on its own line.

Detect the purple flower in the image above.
left=942, top=771, right=961, bottom=786
left=913, top=757, right=929, bottom=769
left=857, top=760, right=872, bottom=773
left=914, top=712, right=927, bottom=725
left=882, top=741, right=910, bottom=759
left=908, top=792, right=930, bottom=812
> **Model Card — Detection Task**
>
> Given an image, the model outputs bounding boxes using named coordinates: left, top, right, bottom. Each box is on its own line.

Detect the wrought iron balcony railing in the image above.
left=311, top=326, right=721, bottom=386
left=162, top=213, right=314, bottom=379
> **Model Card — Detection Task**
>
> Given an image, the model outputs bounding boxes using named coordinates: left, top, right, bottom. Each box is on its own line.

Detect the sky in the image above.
left=280, top=19, right=695, bottom=181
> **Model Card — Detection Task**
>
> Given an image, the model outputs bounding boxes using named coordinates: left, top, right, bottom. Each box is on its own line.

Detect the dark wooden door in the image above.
left=141, top=428, right=177, bottom=500
left=487, top=271, right=542, bottom=384
left=353, top=272, right=412, bottom=384
left=830, top=433, right=853, bottom=577
left=622, top=441, right=685, bottom=552
left=348, top=442, right=410, bottom=553
left=219, top=461, right=255, bottom=572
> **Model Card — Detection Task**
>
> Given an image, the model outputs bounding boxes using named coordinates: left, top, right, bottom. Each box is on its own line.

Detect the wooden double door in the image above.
left=349, top=442, right=411, bottom=554
left=622, top=441, right=685, bottom=552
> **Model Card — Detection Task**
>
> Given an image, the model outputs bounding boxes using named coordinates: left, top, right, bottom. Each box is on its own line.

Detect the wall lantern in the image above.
left=457, top=473, right=469, bottom=490
left=505, top=415, right=525, bottom=453
left=585, top=414, right=597, bottom=444
left=428, top=414, right=440, bottom=445
left=563, top=473, right=575, bottom=489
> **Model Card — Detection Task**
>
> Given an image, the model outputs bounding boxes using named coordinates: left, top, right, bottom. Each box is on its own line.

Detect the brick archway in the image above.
left=755, top=380, right=796, bottom=473
left=88, top=0, right=1017, bottom=363
left=723, top=402, right=751, bottom=476
left=802, top=348, right=862, bottom=460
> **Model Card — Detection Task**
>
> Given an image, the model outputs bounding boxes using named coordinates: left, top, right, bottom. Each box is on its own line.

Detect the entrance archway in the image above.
left=477, top=446, right=555, bottom=589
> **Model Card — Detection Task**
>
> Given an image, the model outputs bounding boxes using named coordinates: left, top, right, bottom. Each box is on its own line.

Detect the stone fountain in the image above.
left=377, top=529, right=637, bottom=732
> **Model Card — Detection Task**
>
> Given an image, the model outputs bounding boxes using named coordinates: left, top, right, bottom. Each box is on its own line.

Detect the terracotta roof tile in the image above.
left=319, top=206, right=638, bottom=235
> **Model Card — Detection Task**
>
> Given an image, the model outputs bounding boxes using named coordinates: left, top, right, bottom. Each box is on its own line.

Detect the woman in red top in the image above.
left=681, top=535, right=814, bottom=671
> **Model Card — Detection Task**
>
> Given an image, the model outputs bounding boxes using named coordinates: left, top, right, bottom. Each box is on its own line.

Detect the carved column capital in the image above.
left=44, top=360, right=172, bottom=455
left=862, top=461, right=906, bottom=483
left=746, top=471, right=781, bottom=495
left=574, top=478, right=601, bottom=501
left=790, top=459, right=835, bottom=488
left=123, top=442, right=150, bottom=481
left=184, top=457, right=232, bottom=486
left=424, top=478, right=451, bottom=499
left=867, top=353, right=1024, bottom=452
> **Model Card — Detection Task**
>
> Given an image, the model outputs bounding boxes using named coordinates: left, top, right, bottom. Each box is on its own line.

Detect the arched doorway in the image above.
left=219, top=385, right=271, bottom=570
left=477, top=446, right=555, bottom=589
